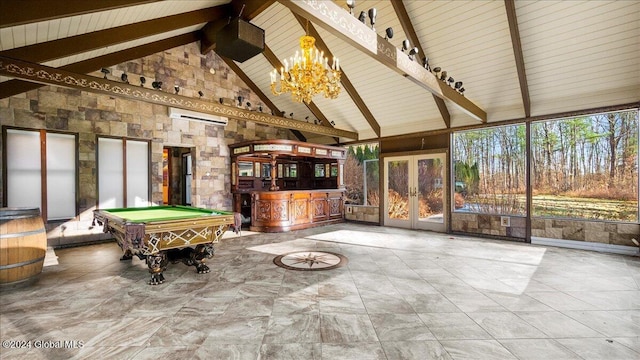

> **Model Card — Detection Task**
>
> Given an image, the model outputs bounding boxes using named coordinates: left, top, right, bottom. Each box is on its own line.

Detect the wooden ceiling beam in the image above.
left=0, top=0, right=160, bottom=28
left=292, top=13, right=381, bottom=137
left=200, top=0, right=275, bottom=55
left=0, top=55, right=358, bottom=139
left=220, top=56, right=307, bottom=142
left=390, top=0, right=451, bottom=128
left=1, top=6, right=227, bottom=64
left=0, top=32, right=200, bottom=99
left=277, top=0, right=486, bottom=123
left=505, top=0, right=531, bottom=118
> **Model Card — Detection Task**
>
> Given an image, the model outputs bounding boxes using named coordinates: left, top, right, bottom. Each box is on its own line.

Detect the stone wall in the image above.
left=451, top=213, right=526, bottom=239
left=531, top=218, right=639, bottom=246
left=452, top=212, right=638, bottom=247
left=0, top=43, right=293, bottom=247
left=345, top=205, right=379, bottom=224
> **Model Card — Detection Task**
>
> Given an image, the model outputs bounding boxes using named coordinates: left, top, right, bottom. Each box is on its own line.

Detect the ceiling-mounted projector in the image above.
left=215, top=18, right=265, bottom=62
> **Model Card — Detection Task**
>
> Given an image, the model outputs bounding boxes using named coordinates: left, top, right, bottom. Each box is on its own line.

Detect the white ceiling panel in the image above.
left=0, top=0, right=229, bottom=51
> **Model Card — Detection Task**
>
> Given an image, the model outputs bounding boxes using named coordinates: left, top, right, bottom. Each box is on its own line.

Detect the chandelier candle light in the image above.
left=270, top=34, right=341, bottom=104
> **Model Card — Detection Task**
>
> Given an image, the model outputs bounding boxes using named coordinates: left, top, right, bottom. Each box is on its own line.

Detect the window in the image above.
left=531, top=110, right=638, bottom=221
left=453, top=124, right=526, bottom=215
left=344, top=142, right=380, bottom=205
left=97, top=137, right=149, bottom=209
left=238, top=161, right=253, bottom=176
left=4, top=128, right=77, bottom=221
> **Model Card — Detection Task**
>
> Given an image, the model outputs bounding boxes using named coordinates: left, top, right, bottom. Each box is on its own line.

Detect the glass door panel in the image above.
left=384, top=157, right=411, bottom=227
left=384, top=153, right=447, bottom=232
left=416, top=155, right=446, bottom=232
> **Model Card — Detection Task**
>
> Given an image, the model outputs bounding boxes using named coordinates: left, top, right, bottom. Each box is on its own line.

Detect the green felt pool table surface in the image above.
left=100, top=205, right=231, bottom=223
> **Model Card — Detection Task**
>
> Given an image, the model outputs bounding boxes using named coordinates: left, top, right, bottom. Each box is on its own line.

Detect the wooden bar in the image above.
left=230, top=140, right=346, bottom=232
left=250, top=189, right=344, bottom=233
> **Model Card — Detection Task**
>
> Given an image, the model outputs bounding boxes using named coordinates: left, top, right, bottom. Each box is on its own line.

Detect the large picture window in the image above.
left=97, top=137, right=150, bottom=209
left=453, top=124, right=526, bottom=215
left=344, top=142, right=379, bottom=205
left=4, top=128, right=77, bottom=221
left=531, top=110, right=638, bottom=221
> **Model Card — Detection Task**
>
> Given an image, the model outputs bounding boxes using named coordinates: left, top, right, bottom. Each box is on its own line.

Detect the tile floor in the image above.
left=1, top=223, right=639, bottom=359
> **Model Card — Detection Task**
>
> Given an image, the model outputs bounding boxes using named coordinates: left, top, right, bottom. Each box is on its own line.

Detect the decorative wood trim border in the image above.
left=278, top=0, right=487, bottom=123
left=0, top=56, right=358, bottom=140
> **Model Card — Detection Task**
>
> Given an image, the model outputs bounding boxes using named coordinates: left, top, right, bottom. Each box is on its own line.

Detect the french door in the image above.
left=383, top=153, right=447, bottom=232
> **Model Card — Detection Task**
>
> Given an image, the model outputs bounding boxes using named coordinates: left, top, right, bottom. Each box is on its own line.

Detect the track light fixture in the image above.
left=152, top=81, right=162, bottom=90
left=219, top=98, right=224, bottom=104
left=198, top=90, right=204, bottom=98
left=346, top=0, right=355, bottom=15
left=258, top=104, right=263, bottom=112
left=305, top=116, right=310, bottom=122
left=330, top=120, right=335, bottom=126
left=140, top=76, right=146, bottom=87
left=368, top=8, right=377, bottom=31
left=447, top=77, right=454, bottom=87
left=358, top=11, right=366, bottom=23
left=439, top=71, right=447, bottom=81
left=120, top=73, right=129, bottom=84
left=385, top=27, right=393, bottom=40
left=408, top=47, right=418, bottom=61
left=246, top=102, right=251, bottom=109
left=174, top=86, right=180, bottom=94
left=454, top=81, right=463, bottom=90
left=289, top=112, right=294, bottom=118
left=422, top=57, right=430, bottom=71
left=100, top=68, right=110, bottom=79
left=401, top=39, right=410, bottom=52
left=237, top=96, right=243, bottom=107
left=459, top=87, right=465, bottom=96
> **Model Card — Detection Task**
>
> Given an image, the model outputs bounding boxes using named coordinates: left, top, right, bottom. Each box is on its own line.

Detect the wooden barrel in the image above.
left=0, top=208, right=47, bottom=285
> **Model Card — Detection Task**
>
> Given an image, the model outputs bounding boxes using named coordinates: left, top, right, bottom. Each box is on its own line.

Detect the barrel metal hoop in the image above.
left=0, top=256, right=45, bottom=270
left=0, top=228, right=46, bottom=239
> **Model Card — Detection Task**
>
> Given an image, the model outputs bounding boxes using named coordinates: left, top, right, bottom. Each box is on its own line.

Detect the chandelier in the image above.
left=270, top=34, right=341, bottom=104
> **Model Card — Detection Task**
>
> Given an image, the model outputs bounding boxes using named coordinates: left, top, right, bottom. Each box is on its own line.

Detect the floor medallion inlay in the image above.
left=273, top=251, right=348, bottom=271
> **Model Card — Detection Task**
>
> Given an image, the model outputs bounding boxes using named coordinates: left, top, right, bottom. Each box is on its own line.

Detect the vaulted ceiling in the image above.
left=1, top=0, right=638, bottom=144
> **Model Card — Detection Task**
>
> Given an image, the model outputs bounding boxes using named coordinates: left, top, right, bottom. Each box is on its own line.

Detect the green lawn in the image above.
left=532, top=195, right=637, bottom=221
left=463, top=194, right=638, bottom=221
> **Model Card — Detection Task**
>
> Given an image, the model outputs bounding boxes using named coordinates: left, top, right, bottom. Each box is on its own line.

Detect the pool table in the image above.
left=93, top=206, right=235, bottom=285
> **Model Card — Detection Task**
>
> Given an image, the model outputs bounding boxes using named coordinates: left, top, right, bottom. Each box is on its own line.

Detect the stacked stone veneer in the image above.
left=451, top=213, right=526, bottom=239
left=452, top=213, right=638, bottom=247
left=0, top=43, right=293, bottom=247
left=345, top=205, right=380, bottom=224
left=531, top=218, right=639, bottom=246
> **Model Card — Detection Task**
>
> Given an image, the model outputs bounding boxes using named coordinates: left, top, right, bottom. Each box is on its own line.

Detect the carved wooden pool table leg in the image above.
left=146, top=252, right=168, bottom=285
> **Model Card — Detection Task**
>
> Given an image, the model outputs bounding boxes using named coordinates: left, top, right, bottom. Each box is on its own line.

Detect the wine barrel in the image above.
left=0, top=208, right=47, bottom=285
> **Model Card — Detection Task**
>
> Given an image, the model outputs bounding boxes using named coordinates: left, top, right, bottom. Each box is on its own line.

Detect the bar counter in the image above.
left=249, top=189, right=345, bottom=233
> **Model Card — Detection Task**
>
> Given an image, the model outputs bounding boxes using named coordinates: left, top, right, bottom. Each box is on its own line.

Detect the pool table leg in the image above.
left=166, top=243, right=215, bottom=274
left=146, top=252, right=168, bottom=285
